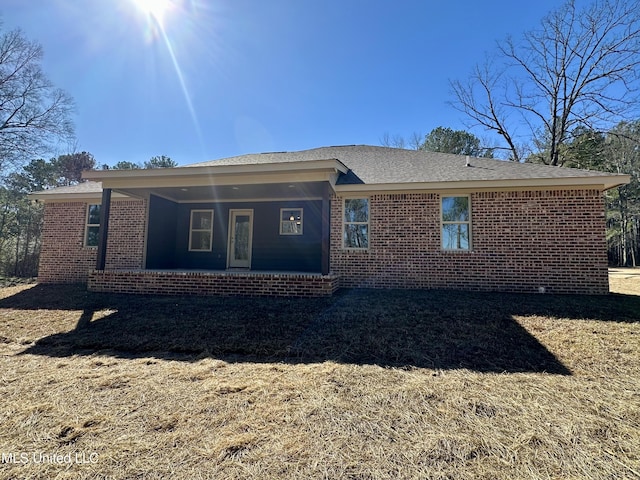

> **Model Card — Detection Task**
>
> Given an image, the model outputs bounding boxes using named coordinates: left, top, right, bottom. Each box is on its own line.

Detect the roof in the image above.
left=31, top=145, right=629, bottom=201
left=187, top=145, right=626, bottom=186
left=28, top=181, right=103, bottom=201
left=34, top=181, right=103, bottom=195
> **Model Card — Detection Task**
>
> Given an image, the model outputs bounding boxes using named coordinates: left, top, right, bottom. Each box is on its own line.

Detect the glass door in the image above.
left=228, top=209, right=253, bottom=268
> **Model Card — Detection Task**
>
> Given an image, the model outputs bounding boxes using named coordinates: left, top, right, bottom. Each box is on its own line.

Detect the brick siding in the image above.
left=105, top=200, right=147, bottom=270
left=88, top=270, right=340, bottom=297
left=330, top=190, right=608, bottom=294
left=38, top=199, right=146, bottom=283
left=38, top=189, right=609, bottom=295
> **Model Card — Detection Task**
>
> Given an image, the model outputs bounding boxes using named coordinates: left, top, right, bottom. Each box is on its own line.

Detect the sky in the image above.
left=2, top=0, right=570, bottom=167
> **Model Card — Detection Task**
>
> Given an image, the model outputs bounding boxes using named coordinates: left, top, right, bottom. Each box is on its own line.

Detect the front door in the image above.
left=228, top=209, right=253, bottom=269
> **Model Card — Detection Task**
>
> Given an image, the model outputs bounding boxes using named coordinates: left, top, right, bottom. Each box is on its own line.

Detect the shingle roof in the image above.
left=30, top=181, right=103, bottom=196
left=186, top=145, right=619, bottom=185
left=32, top=145, right=628, bottom=200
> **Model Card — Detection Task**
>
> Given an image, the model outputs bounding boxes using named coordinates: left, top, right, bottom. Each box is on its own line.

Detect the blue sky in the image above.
left=3, top=0, right=568, bottom=167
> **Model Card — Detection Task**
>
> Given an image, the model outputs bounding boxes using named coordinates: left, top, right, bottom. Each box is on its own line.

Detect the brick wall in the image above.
left=105, top=200, right=147, bottom=270
left=38, top=199, right=146, bottom=283
left=88, top=270, right=340, bottom=297
left=40, top=189, right=609, bottom=295
left=330, top=190, right=609, bottom=294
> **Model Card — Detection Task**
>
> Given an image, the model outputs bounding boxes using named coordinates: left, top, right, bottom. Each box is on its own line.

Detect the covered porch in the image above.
left=83, top=158, right=348, bottom=297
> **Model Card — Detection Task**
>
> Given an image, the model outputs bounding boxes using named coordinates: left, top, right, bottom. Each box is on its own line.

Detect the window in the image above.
left=343, top=198, right=369, bottom=249
left=189, top=210, right=214, bottom=251
left=280, top=208, right=303, bottom=235
left=441, top=196, right=471, bottom=250
left=85, top=204, right=101, bottom=247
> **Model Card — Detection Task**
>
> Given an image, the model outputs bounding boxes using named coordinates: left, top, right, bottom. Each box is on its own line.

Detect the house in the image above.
left=30, top=145, right=629, bottom=296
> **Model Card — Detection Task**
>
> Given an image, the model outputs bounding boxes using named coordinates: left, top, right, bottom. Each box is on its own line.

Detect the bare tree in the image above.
left=0, top=27, right=75, bottom=174
left=380, top=131, right=424, bottom=150
left=380, top=132, right=406, bottom=149
left=450, top=0, right=640, bottom=165
left=407, top=132, right=424, bottom=150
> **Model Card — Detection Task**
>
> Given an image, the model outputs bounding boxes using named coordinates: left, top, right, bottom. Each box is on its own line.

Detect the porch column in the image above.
left=321, top=183, right=331, bottom=275
left=96, top=188, right=112, bottom=270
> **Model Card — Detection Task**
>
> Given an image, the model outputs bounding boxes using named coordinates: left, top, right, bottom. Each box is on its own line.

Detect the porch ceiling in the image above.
left=116, top=181, right=329, bottom=202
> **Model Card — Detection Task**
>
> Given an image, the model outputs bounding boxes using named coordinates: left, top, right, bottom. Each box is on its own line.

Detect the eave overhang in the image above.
left=28, top=190, right=126, bottom=202
left=29, top=161, right=629, bottom=202
left=333, top=174, right=630, bottom=193
left=82, top=159, right=349, bottom=190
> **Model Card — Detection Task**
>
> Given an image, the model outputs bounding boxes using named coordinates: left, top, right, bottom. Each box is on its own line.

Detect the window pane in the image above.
left=344, top=199, right=369, bottom=222
left=88, top=205, right=101, bottom=225
left=442, top=224, right=469, bottom=250
left=281, top=209, right=301, bottom=222
left=442, top=197, right=469, bottom=222
left=280, top=209, right=302, bottom=235
left=190, top=231, right=212, bottom=251
left=281, top=221, right=301, bottom=234
left=86, top=226, right=99, bottom=247
left=191, top=211, right=212, bottom=229
left=344, top=224, right=369, bottom=249
left=233, top=217, right=250, bottom=260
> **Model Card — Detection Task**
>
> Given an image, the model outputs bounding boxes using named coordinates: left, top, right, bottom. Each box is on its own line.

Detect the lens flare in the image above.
left=131, top=0, right=173, bottom=23
left=128, top=0, right=205, bottom=153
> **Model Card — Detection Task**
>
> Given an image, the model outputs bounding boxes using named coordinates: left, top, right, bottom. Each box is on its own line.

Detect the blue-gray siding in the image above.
left=145, top=195, right=323, bottom=272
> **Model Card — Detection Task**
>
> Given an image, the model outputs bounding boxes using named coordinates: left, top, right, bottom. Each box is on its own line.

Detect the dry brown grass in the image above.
left=0, top=279, right=639, bottom=479
left=610, top=268, right=640, bottom=296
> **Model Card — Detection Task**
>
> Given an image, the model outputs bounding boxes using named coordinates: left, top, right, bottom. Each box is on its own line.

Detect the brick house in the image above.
left=30, top=145, right=628, bottom=296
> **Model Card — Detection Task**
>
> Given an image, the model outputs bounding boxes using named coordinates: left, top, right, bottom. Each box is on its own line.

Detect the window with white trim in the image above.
left=189, top=210, right=214, bottom=251
left=343, top=198, right=369, bottom=249
left=85, top=204, right=101, bottom=247
left=441, top=196, right=471, bottom=250
left=280, top=208, right=303, bottom=235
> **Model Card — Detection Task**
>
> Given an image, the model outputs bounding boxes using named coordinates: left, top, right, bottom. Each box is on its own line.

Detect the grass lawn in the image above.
left=0, top=279, right=639, bottom=479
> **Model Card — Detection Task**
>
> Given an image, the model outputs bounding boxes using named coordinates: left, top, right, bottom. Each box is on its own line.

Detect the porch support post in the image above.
left=96, top=188, right=112, bottom=271
left=321, top=183, right=331, bottom=275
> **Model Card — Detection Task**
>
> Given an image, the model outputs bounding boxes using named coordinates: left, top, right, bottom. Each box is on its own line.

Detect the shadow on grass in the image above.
left=3, top=284, right=639, bottom=373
